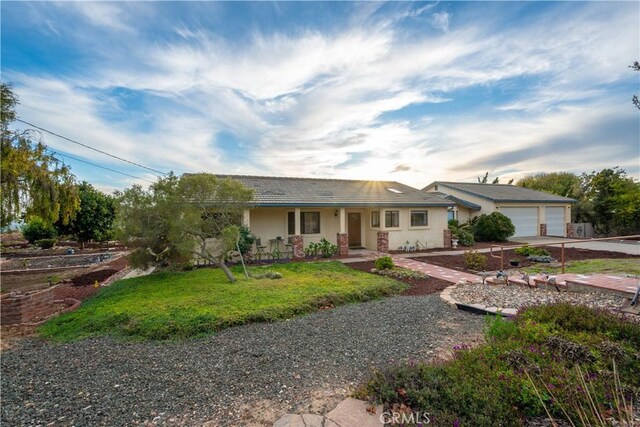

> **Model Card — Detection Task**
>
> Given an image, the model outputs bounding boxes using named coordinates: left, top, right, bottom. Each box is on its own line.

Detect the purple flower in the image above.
left=453, top=420, right=461, bottom=427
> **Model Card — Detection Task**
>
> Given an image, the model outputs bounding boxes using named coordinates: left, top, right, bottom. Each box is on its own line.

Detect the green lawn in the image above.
left=524, top=258, right=640, bottom=276
left=40, top=261, right=407, bottom=341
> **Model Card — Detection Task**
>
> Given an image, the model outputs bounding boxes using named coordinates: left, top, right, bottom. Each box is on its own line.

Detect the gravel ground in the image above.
left=1, top=295, right=484, bottom=427
left=451, top=283, right=628, bottom=311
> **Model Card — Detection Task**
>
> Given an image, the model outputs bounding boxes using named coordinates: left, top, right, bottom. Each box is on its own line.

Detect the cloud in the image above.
left=3, top=1, right=638, bottom=190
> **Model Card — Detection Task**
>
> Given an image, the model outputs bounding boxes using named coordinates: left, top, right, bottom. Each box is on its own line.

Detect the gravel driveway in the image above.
left=2, top=295, right=484, bottom=427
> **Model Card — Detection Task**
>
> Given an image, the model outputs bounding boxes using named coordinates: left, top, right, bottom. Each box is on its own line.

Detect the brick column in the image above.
left=443, top=229, right=452, bottom=248
left=539, top=223, right=547, bottom=236
left=292, top=235, right=304, bottom=259
left=336, top=233, right=349, bottom=256
left=377, top=231, right=389, bottom=253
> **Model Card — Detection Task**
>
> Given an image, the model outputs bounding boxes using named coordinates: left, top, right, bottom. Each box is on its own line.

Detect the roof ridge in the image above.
left=215, top=173, right=412, bottom=186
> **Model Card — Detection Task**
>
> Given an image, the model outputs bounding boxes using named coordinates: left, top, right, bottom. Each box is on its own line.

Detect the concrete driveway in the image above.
left=510, top=236, right=640, bottom=256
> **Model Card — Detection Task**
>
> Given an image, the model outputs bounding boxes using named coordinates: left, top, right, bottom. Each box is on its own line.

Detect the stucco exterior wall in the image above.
left=248, top=206, right=449, bottom=250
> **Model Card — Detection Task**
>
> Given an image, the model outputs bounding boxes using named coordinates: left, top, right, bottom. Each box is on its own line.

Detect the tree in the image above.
left=581, top=168, right=640, bottom=236
left=115, top=173, right=254, bottom=282
left=517, top=172, right=583, bottom=199
left=631, top=61, right=640, bottom=110
left=1, top=83, right=79, bottom=227
left=477, top=172, right=513, bottom=184
left=56, top=182, right=116, bottom=247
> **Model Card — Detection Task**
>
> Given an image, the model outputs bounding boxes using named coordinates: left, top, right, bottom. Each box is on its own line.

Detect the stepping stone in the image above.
left=273, top=414, right=305, bottom=427
left=302, top=414, right=325, bottom=427
left=325, top=398, right=383, bottom=427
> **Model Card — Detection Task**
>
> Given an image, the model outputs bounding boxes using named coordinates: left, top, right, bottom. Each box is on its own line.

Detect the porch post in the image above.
left=339, top=208, right=346, bottom=234
left=243, top=209, right=251, bottom=228
left=294, top=208, right=301, bottom=235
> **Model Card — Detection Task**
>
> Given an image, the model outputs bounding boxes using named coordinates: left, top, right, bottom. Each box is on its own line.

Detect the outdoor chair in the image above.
left=255, top=238, right=267, bottom=260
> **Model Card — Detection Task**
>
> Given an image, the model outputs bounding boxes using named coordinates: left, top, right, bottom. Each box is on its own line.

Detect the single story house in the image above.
left=422, top=181, right=576, bottom=237
left=220, top=175, right=456, bottom=256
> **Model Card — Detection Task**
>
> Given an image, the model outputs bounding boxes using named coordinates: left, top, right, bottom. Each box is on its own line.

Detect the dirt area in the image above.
left=347, top=261, right=452, bottom=296
left=411, top=247, right=640, bottom=273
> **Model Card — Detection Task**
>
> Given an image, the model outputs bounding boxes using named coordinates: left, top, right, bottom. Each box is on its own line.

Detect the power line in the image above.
left=16, top=118, right=168, bottom=176
left=46, top=148, right=156, bottom=184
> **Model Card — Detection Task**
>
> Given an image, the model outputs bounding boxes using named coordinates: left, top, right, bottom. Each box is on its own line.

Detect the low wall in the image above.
left=1, top=286, right=57, bottom=325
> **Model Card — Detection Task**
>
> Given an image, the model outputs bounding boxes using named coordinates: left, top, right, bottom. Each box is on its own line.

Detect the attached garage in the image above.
left=545, top=207, right=565, bottom=236
left=499, top=207, right=538, bottom=237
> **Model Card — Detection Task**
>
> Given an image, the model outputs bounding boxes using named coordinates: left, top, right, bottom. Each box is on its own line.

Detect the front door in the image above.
left=348, top=213, right=361, bottom=247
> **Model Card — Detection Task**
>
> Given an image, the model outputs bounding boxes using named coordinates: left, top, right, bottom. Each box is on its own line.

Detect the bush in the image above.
left=473, top=212, right=515, bottom=242
left=376, top=267, right=429, bottom=280
left=527, top=255, right=554, bottom=263
left=514, top=245, right=550, bottom=257
left=463, top=250, right=487, bottom=271
left=21, top=217, right=58, bottom=243
left=35, top=238, right=57, bottom=249
left=374, top=256, right=394, bottom=270
left=237, top=225, right=256, bottom=255
left=456, top=229, right=475, bottom=246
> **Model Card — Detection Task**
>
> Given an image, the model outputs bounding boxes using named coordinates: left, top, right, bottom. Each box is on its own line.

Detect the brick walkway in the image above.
left=392, top=257, right=481, bottom=284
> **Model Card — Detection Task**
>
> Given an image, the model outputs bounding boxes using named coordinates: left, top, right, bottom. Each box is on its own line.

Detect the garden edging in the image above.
left=440, top=282, right=518, bottom=317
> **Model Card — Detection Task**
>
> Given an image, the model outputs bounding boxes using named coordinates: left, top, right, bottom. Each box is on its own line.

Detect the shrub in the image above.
left=375, top=256, right=394, bottom=270
left=527, top=255, right=554, bottom=263
left=318, top=237, right=338, bottom=258
left=376, top=267, right=429, bottom=280
left=456, top=229, right=475, bottom=246
left=237, top=225, right=256, bottom=255
left=463, top=250, right=487, bottom=271
left=514, top=245, right=550, bottom=257
left=35, top=238, right=57, bottom=249
left=473, top=212, right=515, bottom=242
left=21, top=217, right=58, bottom=243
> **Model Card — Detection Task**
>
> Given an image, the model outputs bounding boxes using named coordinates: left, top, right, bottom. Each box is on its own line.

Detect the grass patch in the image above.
left=39, top=261, right=407, bottom=341
left=524, top=258, right=640, bottom=276
left=357, top=304, right=640, bottom=426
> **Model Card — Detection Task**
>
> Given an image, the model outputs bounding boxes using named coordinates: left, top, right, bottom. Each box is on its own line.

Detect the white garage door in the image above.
left=545, top=207, right=565, bottom=237
left=500, top=207, right=538, bottom=237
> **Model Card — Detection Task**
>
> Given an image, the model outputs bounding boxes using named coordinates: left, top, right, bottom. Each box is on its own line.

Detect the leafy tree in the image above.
left=580, top=168, right=640, bottom=236
left=631, top=61, right=640, bottom=110
left=1, top=83, right=79, bottom=227
left=115, top=173, right=254, bottom=282
left=56, top=182, right=116, bottom=247
left=473, top=212, right=516, bottom=242
left=517, top=172, right=583, bottom=199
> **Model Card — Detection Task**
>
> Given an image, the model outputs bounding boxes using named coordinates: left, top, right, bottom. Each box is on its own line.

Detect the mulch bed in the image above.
left=412, top=247, right=639, bottom=273
left=347, top=261, right=451, bottom=296
left=389, top=241, right=519, bottom=255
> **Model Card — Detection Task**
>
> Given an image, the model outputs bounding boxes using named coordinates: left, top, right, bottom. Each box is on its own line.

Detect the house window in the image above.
left=371, top=211, right=380, bottom=228
left=385, top=210, right=399, bottom=228
left=411, top=210, right=428, bottom=227
left=287, top=212, right=295, bottom=235
left=301, top=212, right=320, bottom=234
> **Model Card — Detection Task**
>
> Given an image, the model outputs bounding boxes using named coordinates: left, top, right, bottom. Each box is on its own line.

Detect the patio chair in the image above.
left=255, top=238, right=267, bottom=260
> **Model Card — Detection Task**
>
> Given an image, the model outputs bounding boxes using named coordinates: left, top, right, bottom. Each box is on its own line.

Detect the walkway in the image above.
left=393, top=257, right=481, bottom=284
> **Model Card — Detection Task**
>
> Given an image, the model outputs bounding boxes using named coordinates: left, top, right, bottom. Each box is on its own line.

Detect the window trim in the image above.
left=384, top=210, right=400, bottom=228
left=410, top=210, right=429, bottom=228
left=371, top=211, right=380, bottom=228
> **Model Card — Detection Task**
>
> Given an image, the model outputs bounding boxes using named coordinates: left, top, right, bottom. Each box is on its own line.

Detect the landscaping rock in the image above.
left=325, top=398, right=383, bottom=427
left=1, top=295, right=484, bottom=427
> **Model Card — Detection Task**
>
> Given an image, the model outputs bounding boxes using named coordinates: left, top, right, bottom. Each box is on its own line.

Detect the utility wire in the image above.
left=16, top=118, right=168, bottom=176
left=46, top=148, right=156, bottom=184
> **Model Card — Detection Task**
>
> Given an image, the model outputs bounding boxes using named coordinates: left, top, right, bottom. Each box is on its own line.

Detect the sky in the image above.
left=1, top=1, right=639, bottom=193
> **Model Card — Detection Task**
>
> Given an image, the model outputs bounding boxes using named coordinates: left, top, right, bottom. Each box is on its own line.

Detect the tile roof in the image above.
left=430, top=191, right=482, bottom=211
left=424, top=182, right=576, bottom=203
left=217, top=175, right=455, bottom=207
